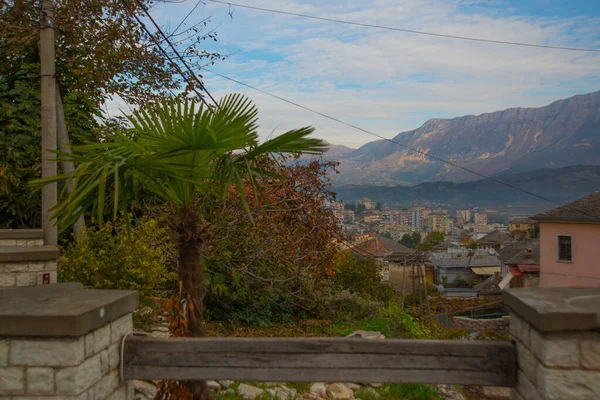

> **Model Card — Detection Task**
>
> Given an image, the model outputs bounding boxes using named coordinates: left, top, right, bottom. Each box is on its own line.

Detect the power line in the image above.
left=204, top=67, right=573, bottom=208
left=124, top=0, right=218, bottom=108
left=118, top=0, right=209, bottom=106
left=207, top=0, right=600, bottom=53
left=132, top=0, right=219, bottom=107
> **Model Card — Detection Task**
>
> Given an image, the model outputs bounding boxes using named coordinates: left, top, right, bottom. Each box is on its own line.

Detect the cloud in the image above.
left=110, top=0, right=600, bottom=147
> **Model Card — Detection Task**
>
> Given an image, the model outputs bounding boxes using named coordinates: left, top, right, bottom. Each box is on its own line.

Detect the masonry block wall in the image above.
left=505, top=287, right=600, bottom=400
left=0, top=230, right=59, bottom=288
left=0, top=284, right=138, bottom=400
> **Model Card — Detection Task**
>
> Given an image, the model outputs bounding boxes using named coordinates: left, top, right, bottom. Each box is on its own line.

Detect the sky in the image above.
left=109, top=0, right=600, bottom=148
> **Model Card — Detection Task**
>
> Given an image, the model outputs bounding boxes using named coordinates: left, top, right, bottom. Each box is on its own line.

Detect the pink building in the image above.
left=533, top=192, right=600, bottom=287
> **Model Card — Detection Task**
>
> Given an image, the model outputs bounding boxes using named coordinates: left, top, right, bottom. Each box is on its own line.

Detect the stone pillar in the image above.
left=0, top=283, right=138, bottom=399
left=0, top=229, right=59, bottom=288
left=504, top=287, right=600, bottom=400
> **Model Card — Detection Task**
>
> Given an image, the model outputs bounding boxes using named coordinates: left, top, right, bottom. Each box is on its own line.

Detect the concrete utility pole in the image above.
left=56, top=90, right=85, bottom=241
left=40, top=0, right=57, bottom=246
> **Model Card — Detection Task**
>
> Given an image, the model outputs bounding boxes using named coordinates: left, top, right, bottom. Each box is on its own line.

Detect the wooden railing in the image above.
left=123, top=337, right=516, bottom=387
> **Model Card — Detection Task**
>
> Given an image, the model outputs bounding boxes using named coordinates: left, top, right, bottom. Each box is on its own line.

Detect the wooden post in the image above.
left=56, top=89, right=84, bottom=241
left=40, top=0, right=57, bottom=246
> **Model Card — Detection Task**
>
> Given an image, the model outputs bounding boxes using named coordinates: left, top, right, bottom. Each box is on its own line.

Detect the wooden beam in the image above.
left=123, top=337, right=516, bottom=387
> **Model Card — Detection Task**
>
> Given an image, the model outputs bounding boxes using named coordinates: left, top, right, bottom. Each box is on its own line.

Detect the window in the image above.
left=515, top=224, right=521, bottom=228
left=558, top=235, right=572, bottom=262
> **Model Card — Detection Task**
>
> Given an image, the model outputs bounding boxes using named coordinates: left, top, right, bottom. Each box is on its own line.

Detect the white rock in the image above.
left=207, top=380, right=221, bottom=390
left=327, top=383, right=354, bottom=400
left=237, top=383, right=265, bottom=400
left=219, top=380, right=234, bottom=388
left=346, top=330, right=385, bottom=340
left=345, top=383, right=361, bottom=390
left=370, top=383, right=383, bottom=388
left=134, top=380, right=158, bottom=399
left=310, top=383, right=327, bottom=397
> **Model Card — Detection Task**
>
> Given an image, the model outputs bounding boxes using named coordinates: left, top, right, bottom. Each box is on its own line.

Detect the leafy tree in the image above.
left=400, top=233, right=415, bottom=249
left=33, top=94, right=327, bottom=337
left=332, top=251, right=394, bottom=302
left=1, top=0, right=223, bottom=105
left=203, top=158, right=343, bottom=323
left=0, top=63, right=102, bottom=228
left=344, top=202, right=356, bottom=211
left=419, top=231, right=445, bottom=252
left=357, top=203, right=366, bottom=214
left=375, top=202, right=382, bottom=211
left=411, top=231, right=422, bottom=247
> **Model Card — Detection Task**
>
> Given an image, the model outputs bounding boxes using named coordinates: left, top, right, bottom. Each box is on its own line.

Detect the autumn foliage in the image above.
left=202, top=156, right=343, bottom=323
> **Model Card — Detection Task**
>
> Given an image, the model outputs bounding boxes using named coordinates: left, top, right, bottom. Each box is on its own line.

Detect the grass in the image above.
left=213, top=383, right=443, bottom=400
left=356, top=384, right=443, bottom=400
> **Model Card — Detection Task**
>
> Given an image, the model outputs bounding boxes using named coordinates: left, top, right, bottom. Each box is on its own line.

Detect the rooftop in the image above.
left=498, top=238, right=540, bottom=265
left=351, top=235, right=412, bottom=257
left=478, top=230, right=516, bottom=245
left=532, top=191, right=600, bottom=223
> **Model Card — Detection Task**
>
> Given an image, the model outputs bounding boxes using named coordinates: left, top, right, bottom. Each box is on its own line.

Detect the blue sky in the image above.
left=116, top=0, right=600, bottom=148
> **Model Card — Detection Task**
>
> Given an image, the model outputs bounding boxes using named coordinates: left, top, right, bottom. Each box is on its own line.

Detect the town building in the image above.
left=456, top=209, right=471, bottom=223
left=431, top=248, right=501, bottom=286
left=362, top=212, right=381, bottom=223
left=498, top=238, right=540, bottom=289
left=428, top=212, right=448, bottom=234
left=474, top=212, right=488, bottom=225
left=343, top=209, right=355, bottom=222
left=398, top=209, right=412, bottom=227
left=358, top=197, right=376, bottom=210
left=478, top=230, right=517, bottom=251
left=532, top=192, right=600, bottom=287
left=508, top=217, right=537, bottom=239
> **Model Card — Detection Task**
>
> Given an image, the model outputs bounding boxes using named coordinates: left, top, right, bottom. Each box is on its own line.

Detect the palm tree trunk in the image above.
left=178, top=238, right=210, bottom=400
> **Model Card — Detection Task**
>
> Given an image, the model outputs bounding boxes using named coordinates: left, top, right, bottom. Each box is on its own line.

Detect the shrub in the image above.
left=331, top=251, right=396, bottom=303
left=59, top=218, right=177, bottom=295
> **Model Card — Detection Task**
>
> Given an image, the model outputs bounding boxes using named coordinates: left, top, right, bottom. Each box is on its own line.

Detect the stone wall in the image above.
left=0, top=259, right=58, bottom=287
left=0, top=284, right=138, bottom=400
left=452, top=315, right=510, bottom=336
left=505, top=287, right=600, bottom=400
left=0, top=315, right=133, bottom=399
left=0, top=229, right=58, bottom=288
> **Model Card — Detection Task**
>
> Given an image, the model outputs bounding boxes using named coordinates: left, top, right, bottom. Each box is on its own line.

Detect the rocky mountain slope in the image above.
left=333, top=165, right=600, bottom=208
left=334, top=91, right=600, bottom=185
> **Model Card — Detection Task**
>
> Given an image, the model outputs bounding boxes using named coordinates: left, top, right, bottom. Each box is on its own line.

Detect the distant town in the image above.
left=328, top=197, right=526, bottom=241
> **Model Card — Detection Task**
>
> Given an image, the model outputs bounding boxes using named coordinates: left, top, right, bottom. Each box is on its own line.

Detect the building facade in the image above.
left=533, top=192, right=600, bottom=287
left=474, top=212, right=488, bottom=225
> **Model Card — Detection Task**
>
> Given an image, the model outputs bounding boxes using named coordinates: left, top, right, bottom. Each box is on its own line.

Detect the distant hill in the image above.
left=334, top=91, right=600, bottom=185
left=332, top=165, right=600, bottom=208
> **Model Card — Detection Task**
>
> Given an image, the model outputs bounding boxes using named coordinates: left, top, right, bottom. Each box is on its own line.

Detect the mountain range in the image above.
left=329, top=91, right=600, bottom=186
left=332, top=165, right=600, bottom=209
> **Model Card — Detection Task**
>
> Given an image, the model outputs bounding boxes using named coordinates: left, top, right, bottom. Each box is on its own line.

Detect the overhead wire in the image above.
left=206, top=0, right=600, bottom=53
left=203, top=67, right=578, bottom=210
left=122, top=0, right=218, bottom=108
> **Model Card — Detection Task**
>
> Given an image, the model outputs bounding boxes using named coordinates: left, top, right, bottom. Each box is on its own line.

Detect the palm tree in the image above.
left=33, top=94, right=327, bottom=336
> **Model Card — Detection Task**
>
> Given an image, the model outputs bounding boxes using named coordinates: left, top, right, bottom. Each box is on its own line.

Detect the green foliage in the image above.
left=419, top=231, right=445, bottom=251
left=0, top=62, right=102, bottom=228
left=356, top=203, right=366, bottom=214
left=375, top=201, right=382, bottom=210
left=441, top=276, right=449, bottom=284
left=331, top=252, right=395, bottom=302
left=59, top=218, right=177, bottom=295
left=356, top=384, right=443, bottom=400
left=344, top=202, right=356, bottom=211
left=411, top=231, right=422, bottom=246
left=400, top=233, right=415, bottom=249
